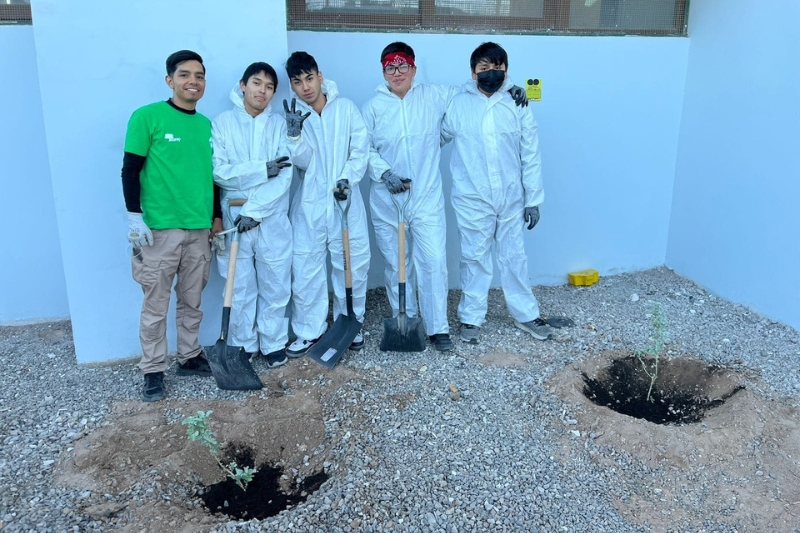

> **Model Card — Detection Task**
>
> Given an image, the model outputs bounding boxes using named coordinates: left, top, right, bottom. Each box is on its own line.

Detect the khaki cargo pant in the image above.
left=132, top=228, right=211, bottom=374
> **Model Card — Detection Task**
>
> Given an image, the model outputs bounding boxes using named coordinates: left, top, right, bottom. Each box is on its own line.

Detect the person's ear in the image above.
left=165, top=75, right=174, bottom=89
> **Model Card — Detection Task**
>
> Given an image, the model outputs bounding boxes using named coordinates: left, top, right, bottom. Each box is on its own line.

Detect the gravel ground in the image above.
left=1, top=267, right=798, bottom=532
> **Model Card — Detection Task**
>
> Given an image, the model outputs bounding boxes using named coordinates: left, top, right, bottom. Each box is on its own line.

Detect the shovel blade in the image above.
left=380, top=312, right=426, bottom=352
left=205, top=339, right=263, bottom=390
left=306, top=314, right=362, bottom=369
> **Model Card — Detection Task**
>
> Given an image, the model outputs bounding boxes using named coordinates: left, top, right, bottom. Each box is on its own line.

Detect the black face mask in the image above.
left=476, top=69, right=505, bottom=94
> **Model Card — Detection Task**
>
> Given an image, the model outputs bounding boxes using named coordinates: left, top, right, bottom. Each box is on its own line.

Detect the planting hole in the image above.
left=199, top=446, right=329, bottom=520
left=582, top=356, right=743, bottom=425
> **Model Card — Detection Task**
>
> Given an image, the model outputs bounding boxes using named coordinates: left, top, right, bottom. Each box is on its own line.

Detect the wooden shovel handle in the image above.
left=398, top=222, right=406, bottom=284
left=223, top=238, right=239, bottom=307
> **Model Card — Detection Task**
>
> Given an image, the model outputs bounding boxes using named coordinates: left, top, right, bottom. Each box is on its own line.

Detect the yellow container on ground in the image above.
left=569, top=269, right=599, bottom=286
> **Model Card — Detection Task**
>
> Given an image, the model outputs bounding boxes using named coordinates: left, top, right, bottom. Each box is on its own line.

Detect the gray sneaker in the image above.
left=460, top=323, right=480, bottom=344
left=515, top=318, right=554, bottom=340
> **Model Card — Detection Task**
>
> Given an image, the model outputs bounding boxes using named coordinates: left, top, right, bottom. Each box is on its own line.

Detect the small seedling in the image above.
left=181, top=410, right=256, bottom=491
left=635, top=302, right=668, bottom=403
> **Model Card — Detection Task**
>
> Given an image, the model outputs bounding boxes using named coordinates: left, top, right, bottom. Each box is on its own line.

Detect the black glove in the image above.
left=333, top=179, right=350, bottom=201
left=234, top=215, right=261, bottom=233
left=267, top=156, right=291, bottom=178
left=524, top=206, right=540, bottom=230
left=381, top=170, right=410, bottom=194
left=508, top=85, right=529, bottom=107
left=283, top=98, right=311, bottom=138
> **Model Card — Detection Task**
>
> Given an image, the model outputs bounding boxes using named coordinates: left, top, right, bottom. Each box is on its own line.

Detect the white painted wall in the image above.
left=667, top=0, right=800, bottom=330
left=0, top=26, right=69, bottom=324
left=30, top=0, right=290, bottom=362
left=288, top=31, right=690, bottom=288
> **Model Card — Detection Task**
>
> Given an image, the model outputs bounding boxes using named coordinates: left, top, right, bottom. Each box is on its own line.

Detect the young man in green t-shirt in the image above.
left=121, top=50, right=222, bottom=402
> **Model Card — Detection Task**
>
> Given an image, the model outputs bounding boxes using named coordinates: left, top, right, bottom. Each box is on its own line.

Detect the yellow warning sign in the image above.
left=525, top=78, right=541, bottom=101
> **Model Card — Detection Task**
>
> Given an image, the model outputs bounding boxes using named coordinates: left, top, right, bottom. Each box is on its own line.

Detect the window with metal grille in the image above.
left=287, top=0, right=688, bottom=35
left=0, top=0, right=31, bottom=25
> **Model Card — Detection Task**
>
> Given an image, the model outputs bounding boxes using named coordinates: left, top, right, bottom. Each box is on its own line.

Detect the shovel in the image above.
left=306, top=188, right=363, bottom=368
left=380, top=182, right=425, bottom=352
left=204, top=198, right=263, bottom=390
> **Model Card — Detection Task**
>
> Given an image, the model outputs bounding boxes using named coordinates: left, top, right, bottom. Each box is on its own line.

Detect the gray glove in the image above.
left=508, top=85, right=529, bottom=107
left=234, top=215, right=260, bottom=233
left=210, top=232, right=226, bottom=255
left=524, top=206, right=540, bottom=230
left=333, top=179, right=350, bottom=201
left=283, top=98, right=311, bottom=138
left=267, top=156, right=291, bottom=178
left=381, top=170, right=411, bottom=194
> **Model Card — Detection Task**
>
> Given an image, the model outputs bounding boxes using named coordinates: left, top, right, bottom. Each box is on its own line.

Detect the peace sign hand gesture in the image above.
left=283, top=98, right=311, bottom=138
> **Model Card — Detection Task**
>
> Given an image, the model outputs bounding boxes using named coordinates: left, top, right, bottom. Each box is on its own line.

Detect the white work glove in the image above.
left=127, top=212, right=153, bottom=247
left=210, top=232, right=226, bottom=255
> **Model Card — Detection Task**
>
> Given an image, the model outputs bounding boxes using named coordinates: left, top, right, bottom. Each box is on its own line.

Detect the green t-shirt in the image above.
left=124, top=101, right=213, bottom=230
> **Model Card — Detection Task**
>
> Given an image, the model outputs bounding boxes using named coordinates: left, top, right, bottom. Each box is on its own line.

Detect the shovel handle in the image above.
left=398, top=221, right=406, bottom=284
left=228, top=198, right=247, bottom=207
left=223, top=235, right=239, bottom=308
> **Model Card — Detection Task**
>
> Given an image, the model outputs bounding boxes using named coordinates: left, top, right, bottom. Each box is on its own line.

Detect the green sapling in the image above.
left=181, top=410, right=256, bottom=491
left=635, top=302, right=668, bottom=403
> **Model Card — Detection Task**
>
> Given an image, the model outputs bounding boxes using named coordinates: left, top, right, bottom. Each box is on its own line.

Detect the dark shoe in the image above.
left=141, top=372, right=165, bottom=402
left=349, top=330, right=364, bottom=351
left=176, top=353, right=213, bottom=377
left=430, top=333, right=454, bottom=352
left=459, top=323, right=480, bottom=344
left=515, top=318, right=554, bottom=341
left=265, top=349, right=288, bottom=369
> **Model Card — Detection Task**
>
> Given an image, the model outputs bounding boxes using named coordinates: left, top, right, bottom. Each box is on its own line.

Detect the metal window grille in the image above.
left=0, top=0, right=32, bottom=25
left=287, top=0, right=688, bottom=35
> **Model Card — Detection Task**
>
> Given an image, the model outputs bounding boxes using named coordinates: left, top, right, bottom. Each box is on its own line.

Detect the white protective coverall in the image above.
left=287, top=80, right=371, bottom=341
left=362, top=81, right=456, bottom=336
left=211, top=85, right=293, bottom=354
left=441, top=77, right=544, bottom=327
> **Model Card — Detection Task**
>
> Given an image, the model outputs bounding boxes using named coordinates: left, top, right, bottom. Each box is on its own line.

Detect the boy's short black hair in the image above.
left=240, top=62, right=278, bottom=90
left=166, top=50, right=205, bottom=77
left=380, top=42, right=416, bottom=63
left=469, top=42, right=508, bottom=72
left=285, top=51, right=319, bottom=79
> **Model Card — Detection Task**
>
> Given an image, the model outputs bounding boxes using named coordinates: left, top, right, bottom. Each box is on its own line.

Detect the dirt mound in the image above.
left=54, top=362, right=354, bottom=532
left=550, top=351, right=800, bottom=533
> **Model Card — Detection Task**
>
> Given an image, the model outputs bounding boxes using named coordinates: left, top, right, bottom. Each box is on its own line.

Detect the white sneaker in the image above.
left=286, top=337, right=316, bottom=358
left=350, top=330, right=364, bottom=351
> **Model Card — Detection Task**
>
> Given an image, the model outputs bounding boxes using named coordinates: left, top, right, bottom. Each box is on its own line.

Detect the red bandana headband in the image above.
left=382, top=52, right=415, bottom=69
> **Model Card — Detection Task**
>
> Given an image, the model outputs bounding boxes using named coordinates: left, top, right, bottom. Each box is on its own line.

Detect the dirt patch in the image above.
left=54, top=361, right=354, bottom=532
left=479, top=349, right=527, bottom=368
left=550, top=351, right=800, bottom=533
left=582, top=356, right=744, bottom=424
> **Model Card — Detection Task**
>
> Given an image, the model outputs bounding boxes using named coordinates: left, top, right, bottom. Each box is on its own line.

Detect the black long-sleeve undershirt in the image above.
left=121, top=100, right=221, bottom=220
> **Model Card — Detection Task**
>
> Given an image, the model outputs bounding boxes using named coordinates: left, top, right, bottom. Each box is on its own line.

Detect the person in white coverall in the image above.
left=441, top=42, right=556, bottom=345
left=282, top=51, right=371, bottom=357
left=211, top=62, right=293, bottom=367
left=361, top=42, right=456, bottom=352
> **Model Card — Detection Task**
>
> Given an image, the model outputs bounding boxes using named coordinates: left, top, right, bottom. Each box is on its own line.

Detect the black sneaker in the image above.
left=141, top=372, right=165, bottom=402
left=176, top=353, right=213, bottom=377
left=265, top=349, right=288, bottom=369
left=429, top=333, right=454, bottom=352
left=459, top=323, right=480, bottom=344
